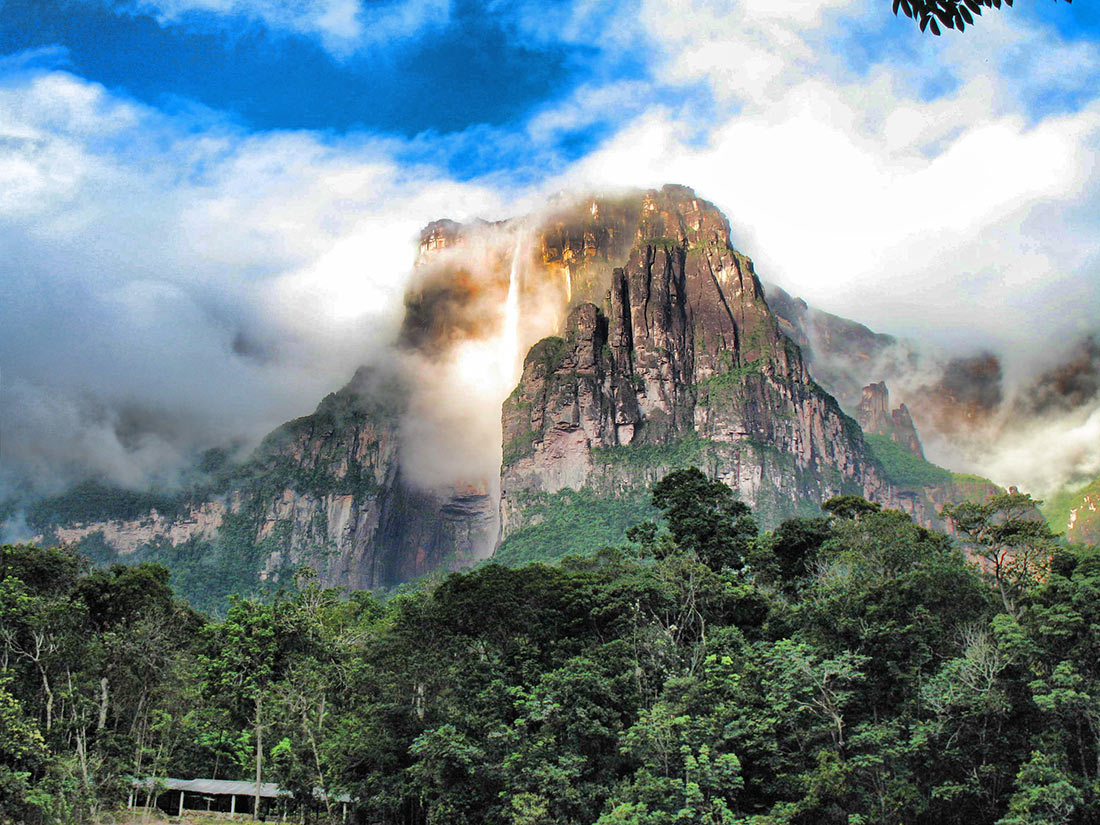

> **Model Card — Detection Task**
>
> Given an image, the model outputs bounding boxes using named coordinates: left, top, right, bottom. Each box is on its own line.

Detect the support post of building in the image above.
left=178, top=791, right=185, bottom=817
left=231, top=794, right=237, bottom=816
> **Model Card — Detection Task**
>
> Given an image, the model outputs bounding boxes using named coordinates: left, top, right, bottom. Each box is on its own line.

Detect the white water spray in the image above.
left=499, top=230, right=524, bottom=388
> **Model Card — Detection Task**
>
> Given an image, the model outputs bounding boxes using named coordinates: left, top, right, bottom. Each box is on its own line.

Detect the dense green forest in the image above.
left=2, top=470, right=1098, bottom=825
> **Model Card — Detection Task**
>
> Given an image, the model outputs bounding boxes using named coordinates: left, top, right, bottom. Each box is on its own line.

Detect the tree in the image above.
left=651, top=468, right=756, bottom=572
left=200, top=598, right=284, bottom=820
left=822, top=495, right=881, bottom=521
left=769, top=516, right=832, bottom=583
left=941, top=492, right=1058, bottom=618
left=997, top=749, right=1083, bottom=825
left=0, top=680, right=51, bottom=824
left=1003, top=544, right=1100, bottom=820
left=891, top=1, right=1071, bottom=37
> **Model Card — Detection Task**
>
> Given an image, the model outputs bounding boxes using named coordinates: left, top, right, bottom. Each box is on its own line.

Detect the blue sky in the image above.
left=1, top=0, right=630, bottom=138
left=3, top=1, right=1096, bottom=176
left=3, top=2, right=1096, bottom=136
left=3, top=0, right=1100, bottom=497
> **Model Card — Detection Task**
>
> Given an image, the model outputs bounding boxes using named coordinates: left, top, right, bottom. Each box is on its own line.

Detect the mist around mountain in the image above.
left=764, top=284, right=1100, bottom=497
left=6, top=185, right=1096, bottom=607
left=5, top=185, right=1059, bottom=610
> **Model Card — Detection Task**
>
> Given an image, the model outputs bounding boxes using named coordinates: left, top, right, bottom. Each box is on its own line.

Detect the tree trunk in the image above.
left=254, top=694, right=263, bottom=821
left=40, top=665, right=54, bottom=733
left=98, top=677, right=109, bottom=731
left=307, top=696, right=331, bottom=816
left=996, top=574, right=1016, bottom=618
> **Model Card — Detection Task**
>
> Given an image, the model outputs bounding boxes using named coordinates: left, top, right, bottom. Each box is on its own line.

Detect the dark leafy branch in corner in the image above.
left=892, top=0, right=1069, bottom=35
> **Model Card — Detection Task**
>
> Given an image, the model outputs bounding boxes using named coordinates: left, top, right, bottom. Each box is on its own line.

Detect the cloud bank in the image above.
left=0, top=67, right=504, bottom=496
left=3, top=0, right=1100, bottom=501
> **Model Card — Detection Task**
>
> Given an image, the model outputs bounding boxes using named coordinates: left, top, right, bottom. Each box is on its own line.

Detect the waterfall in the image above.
left=499, top=232, right=524, bottom=387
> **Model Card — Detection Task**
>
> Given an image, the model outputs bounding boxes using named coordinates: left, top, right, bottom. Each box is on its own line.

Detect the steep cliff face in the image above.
left=764, top=283, right=909, bottom=413
left=763, top=281, right=1005, bottom=440
left=34, top=183, right=1022, bottom=598
left=499, top=186, right=917, bottom=544
left=235, top=368, right=498, bottom=588
left=36, top=367, right=499, bottom=593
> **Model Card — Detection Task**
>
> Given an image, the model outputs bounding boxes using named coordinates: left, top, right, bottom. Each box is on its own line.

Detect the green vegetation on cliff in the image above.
left=495, top=488, right=655, bottom=567
left=501, top=434, right=862, bottom=568
left=25, top=480, right=190, bottom=533
left=864, top=433, right=955, bottom=488
left=1043, top=475, right=1100, bottom=538
left=71, top=510, right=288, bottom=615
left=590, top=433, right=710, bottom=469
left=694, top=359, right=764, bottom=407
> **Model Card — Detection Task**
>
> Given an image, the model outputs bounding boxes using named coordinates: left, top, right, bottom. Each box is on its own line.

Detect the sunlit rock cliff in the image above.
left=28, top=184, right=1012, bottom=597
left=498, top=186, right=904, bottom=545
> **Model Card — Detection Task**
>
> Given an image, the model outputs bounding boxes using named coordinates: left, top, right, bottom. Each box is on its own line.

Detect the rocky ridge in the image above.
left=30, top=184, right=1014, bottom=596
left=856, top=382, right=924, bottom=459
left=496, top=186, right=956, bottom=553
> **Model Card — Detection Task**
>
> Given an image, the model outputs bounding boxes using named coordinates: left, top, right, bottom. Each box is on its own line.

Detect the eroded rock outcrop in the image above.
left=500, top=186, right=917, bottom=536
left=856, top=382, right=924, bottom=459
left=37, top=183, right=1007, bottom=593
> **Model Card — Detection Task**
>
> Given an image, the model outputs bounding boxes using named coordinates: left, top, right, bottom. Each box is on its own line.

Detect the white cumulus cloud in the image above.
left=0, top=68, right=504, bottom=495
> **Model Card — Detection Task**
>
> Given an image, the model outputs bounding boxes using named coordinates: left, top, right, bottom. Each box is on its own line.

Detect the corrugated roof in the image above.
left=134, top=778, right=282, bottom=798
left=133, top=777, right=350, bottom=803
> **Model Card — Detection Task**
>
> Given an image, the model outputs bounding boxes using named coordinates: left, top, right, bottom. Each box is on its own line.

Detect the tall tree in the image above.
left=942, top=492, right=1058, bottom=618
left=201, top=598, right=284, bottom=820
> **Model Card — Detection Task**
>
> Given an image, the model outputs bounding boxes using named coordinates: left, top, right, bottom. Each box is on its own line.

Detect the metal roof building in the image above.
left=156, top=778, right=283, bottom=797
left=131, top=776, right=350, bottom=818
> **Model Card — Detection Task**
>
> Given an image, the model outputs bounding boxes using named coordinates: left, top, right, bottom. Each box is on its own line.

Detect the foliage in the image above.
left=864, top=433, right=954, bottom=488
left=695, top=356, right=763, bottom=408
left=0, top=680, right=51, bottom=824
left=494, top=489, right=656, bottom=566
left=25, top=481, right=188, bottom=533
left=503, top=428, right=542, bottom=466
left=650, top=468, right=756, bottom=571
left=76, top=517, right=277, bottom=616
left=591, top=434, right=710, bottom=470
left=1042, top=475, right=1100, bottom=538
left=942, top=491, right=1059, bottom=618
left=2, top=478, right=1099, bottom=824
left=890, top=0, right=1071, bottom=37
left=527, top=336, right=570, bottom=374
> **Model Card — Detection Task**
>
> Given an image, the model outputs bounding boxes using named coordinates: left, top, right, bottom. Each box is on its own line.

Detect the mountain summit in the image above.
left=29, top=186, right=996, bottom=601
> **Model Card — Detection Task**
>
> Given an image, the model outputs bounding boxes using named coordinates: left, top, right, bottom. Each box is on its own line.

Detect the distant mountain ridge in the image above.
left=23, top=185, right=1010, bottom=604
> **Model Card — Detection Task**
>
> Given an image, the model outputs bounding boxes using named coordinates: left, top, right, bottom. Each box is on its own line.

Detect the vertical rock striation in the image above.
left=857, top=382, right=924, bottom=458
left=38, top=183, right=1006, bottom=593
left=500, top=185, right=913, bottom=539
